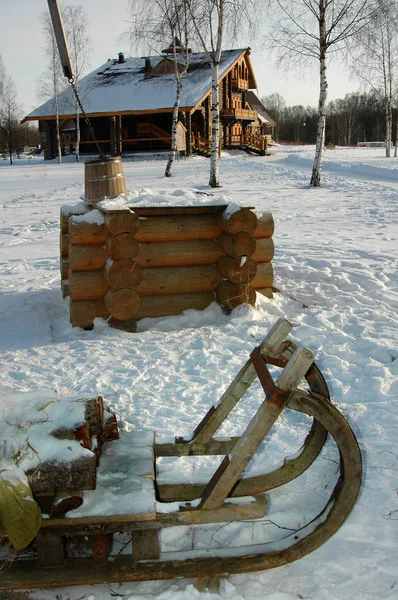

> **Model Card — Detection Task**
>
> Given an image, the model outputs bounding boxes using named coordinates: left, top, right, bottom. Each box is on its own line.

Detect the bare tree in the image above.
left=39, top=11, right=66, bottom=163
left=261, top=92, right=286, bottom=141
left=64, top=3, right=91, bottom=162
left=350, top=1, right=398, bottom=157
left=0, top=76, right=21, bottom=164
left=127, top=0, right=192, bottom=177
left=267, top=0, right=377, bottom=186
left=0, top=54, right=5, bottom=101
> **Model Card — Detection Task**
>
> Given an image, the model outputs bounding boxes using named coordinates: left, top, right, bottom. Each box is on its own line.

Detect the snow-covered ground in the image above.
left=0, top=146, right=397, bottom=600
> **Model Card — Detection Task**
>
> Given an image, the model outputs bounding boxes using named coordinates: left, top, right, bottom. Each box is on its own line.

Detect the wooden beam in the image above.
left=191, top=318, right=293, bottom=444
left=198, top=346, right=314, bottom=509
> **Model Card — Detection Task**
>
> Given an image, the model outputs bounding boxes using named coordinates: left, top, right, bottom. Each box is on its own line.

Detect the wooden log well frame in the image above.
left=60, top=205, right=275, bottom=329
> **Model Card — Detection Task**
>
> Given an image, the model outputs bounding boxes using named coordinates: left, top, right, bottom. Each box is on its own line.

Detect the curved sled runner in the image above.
left=0, top=318, right=362, bottom=589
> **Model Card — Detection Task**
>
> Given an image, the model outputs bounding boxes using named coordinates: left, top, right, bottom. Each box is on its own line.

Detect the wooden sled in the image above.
left=0, top=318, right=362, bottom=590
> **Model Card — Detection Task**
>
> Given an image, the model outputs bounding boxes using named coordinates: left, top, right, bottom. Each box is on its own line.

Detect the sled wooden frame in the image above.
left=0, top=318, right=362, bottom=589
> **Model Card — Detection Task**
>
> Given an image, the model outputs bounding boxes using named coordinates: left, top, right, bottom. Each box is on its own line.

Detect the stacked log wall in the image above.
left=61, top=205, right=274, bottom=330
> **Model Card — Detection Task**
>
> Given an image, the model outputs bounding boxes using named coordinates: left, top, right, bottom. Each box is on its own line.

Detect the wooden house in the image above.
left=23, top=48, right=275, bottom=159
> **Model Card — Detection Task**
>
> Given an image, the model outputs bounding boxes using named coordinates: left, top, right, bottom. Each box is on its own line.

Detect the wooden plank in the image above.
left=47, top=0, right=74, bottom=79
left=132, top=205, right=228, bottom=216
left=199, top=347, right=314, bottom=509
left=92, top=534, right=109, bottom=567
left=192, top=318, right=293, bottom=444
left=36, top=532, right=65, bottom=567
left=38, top=495, right=268, bottom=537
left=154, top=437, right=239, bottom=457
left=132, top=530, right=159, bottom=560
left=27, top=454, right=97, bottom=494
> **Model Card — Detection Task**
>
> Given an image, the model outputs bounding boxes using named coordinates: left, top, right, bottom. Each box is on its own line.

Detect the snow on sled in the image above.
left=0, top=318, right=362, bottom=589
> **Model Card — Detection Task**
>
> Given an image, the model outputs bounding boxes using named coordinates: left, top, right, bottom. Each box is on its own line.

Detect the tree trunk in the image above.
left=209, top=1, right=224, bottom=188
left=385, top=98, right=392, bottom=158
left=55, top=91, right=62, bottom=164
left=395, top=109, right=398, bottom=157
left=209, top=61, right=220, bottom=187
left=76, top=100, right=80, bottom=162
left=311, top=2, right=328, bottom=188
left=8, top=126, right=12, bottom=165
left=165, top=75, right=183, bottom=177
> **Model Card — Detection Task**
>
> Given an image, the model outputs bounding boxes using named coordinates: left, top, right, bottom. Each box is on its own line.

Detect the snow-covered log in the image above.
left=217, top=206, right=258, bottom=235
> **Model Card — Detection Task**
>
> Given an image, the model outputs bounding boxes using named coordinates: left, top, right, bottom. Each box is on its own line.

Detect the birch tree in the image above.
left=127, top=0, right=192, bottom=177
left=350, top=1, right=398, bottom=157
left=39, top=11, right=65, bottom=163
left=188, top=0, right=257, bottom=187
left=267, top=0, right=377, bottom=186
left=0, top=54, right=5, bottom=101
left=64, top=4, right=91, bottom=162
left=0, top=76, right=21, bottom=165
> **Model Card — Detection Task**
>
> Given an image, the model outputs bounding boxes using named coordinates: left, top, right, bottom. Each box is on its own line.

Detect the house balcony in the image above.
left=232, top=77, right=249, bottom=91
left=221, top=108, right=256, bottom=122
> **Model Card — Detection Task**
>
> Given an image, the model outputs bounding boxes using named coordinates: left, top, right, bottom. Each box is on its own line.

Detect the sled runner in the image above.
left=0, top=318, right=362, bottom=589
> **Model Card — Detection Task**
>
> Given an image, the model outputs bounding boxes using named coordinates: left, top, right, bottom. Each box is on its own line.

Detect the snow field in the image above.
left=0, top=146, right=397, bottom=599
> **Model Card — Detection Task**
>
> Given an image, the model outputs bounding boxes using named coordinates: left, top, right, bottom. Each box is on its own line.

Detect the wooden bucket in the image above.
left=84, top=157, right=127, bottom=204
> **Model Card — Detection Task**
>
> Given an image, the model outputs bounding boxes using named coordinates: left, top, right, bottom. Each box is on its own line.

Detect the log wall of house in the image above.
left=61, top=204, right=274, bottom=330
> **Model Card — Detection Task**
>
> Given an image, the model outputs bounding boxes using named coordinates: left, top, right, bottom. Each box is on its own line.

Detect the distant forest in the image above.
left=262, top=91, right=393, bottom=146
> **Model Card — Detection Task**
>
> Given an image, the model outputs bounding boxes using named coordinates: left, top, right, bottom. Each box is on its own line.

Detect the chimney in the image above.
left=118, top=52, right=125, bottom=64
left=144, top=57, right=151, bottom=72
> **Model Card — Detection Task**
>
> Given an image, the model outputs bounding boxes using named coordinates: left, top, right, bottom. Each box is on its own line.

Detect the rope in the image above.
left=68, top=77, right=107, bottom=160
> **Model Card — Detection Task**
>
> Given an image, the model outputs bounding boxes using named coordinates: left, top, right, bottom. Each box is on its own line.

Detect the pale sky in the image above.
left=0, top=0, right=359, bottom=117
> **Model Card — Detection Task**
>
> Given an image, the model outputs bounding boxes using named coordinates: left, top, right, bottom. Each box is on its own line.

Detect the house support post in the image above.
left=116, top=115, right=122, bottom=156
left=110, top=117, right=117, bottom=157
left=186, top=111, right=192, bottom=156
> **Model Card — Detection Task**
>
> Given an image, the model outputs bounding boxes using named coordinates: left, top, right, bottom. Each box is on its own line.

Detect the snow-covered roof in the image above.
left=246, top=91, right=277, bottom=127
left=25, top=49, right=252, bottom=120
